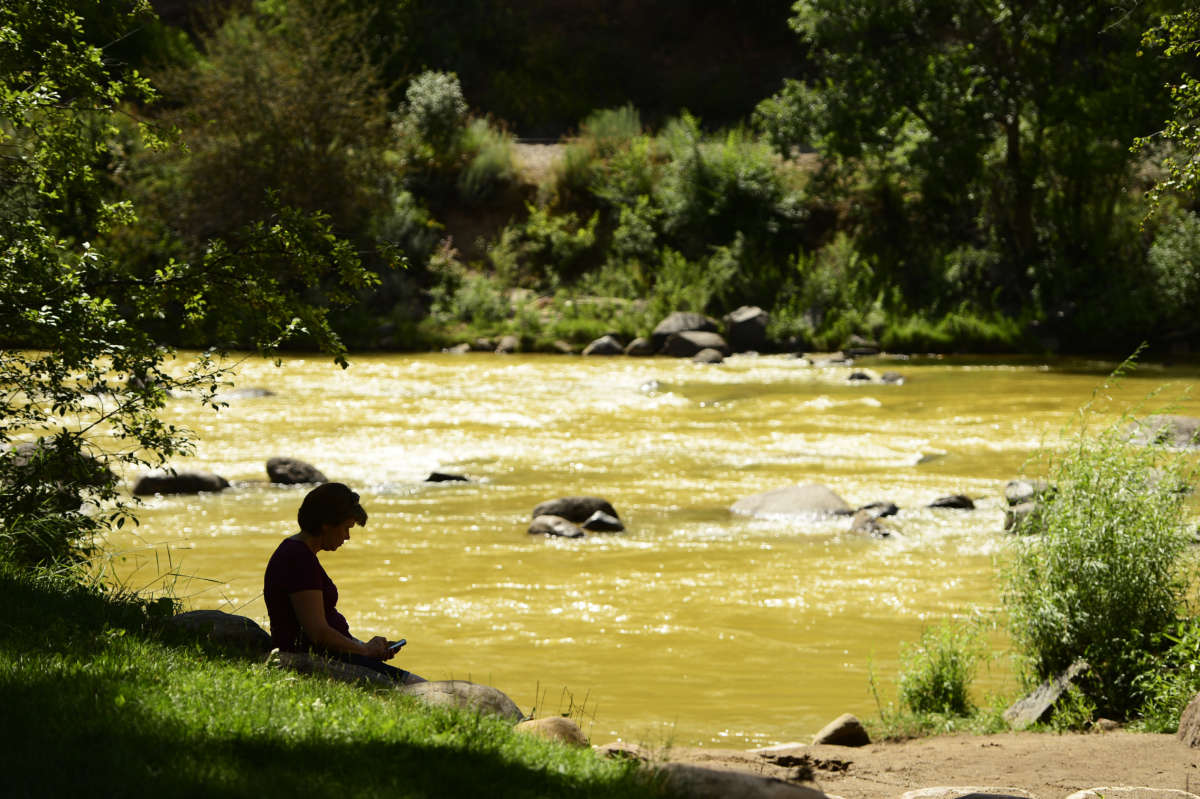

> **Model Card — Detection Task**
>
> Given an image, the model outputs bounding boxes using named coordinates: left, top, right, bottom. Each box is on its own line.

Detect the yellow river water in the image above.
left=102, top=352, right=1200, bottom=748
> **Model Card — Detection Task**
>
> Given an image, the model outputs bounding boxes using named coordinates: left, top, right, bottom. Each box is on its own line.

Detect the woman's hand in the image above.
left=364, top=635, right=392, bottom=660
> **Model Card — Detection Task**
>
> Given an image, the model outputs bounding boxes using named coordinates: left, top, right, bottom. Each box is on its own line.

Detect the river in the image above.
left=102, top=352, right=1200, bottom=747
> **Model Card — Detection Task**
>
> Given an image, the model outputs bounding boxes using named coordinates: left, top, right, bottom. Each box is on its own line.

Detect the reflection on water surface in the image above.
left=106, top=353, right=1200, bottom=747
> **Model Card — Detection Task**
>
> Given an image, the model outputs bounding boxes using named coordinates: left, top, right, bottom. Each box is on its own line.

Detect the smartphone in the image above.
left=387, top=638, right=406, bottom=653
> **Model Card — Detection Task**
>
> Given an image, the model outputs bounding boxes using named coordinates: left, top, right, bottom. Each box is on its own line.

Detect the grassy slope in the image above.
left=0, top=564, right=667, bottom=798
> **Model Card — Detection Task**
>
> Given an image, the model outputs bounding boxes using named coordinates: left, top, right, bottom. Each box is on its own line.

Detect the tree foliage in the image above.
left=0, top=0, right=377, bottom=566
left=1138, top=9, right=1200, bottom=209
left=766, top=0, right=1178, bottom=321
left=147, top=0, right=391, bottom=253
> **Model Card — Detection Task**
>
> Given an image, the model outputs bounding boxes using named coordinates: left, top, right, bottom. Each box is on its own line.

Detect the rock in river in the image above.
left=133, top=470, right=229, bottom=496
left=582, top=335, right=624, bottom=356
left=929, top=494, right=975, bottom=510
left=581, top=509, right=624, bottom=532
left=528, top=515, right=585, bottom=538
left=692, top=347, right=725, bottom=364
left=650, top=311, right=719, bottom=352
left=723, top=305, right=769, bottom=353
left=1126, top=414, right=1200, bottom=447
left=266, top=456, right=327, bottom=485
left=662, top=330, right=730, bottom=358
left=532, top=496, right=619, bottom=524
left=732, top=484, right=853, bottom=518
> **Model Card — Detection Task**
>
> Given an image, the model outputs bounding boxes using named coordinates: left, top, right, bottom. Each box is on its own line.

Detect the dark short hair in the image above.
left=297, top=482, right=367, bottom=533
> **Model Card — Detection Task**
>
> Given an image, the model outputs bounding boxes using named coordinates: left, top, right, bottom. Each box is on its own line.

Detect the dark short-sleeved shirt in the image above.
left=263, top=537, right=351, bottom=652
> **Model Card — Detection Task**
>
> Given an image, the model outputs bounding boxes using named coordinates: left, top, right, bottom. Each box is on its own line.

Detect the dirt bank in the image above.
left=604, top=731, right=1200, bottom=799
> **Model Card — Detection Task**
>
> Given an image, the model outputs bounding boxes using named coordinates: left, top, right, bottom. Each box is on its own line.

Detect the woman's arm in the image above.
left=289, top=590, right=390, bottom=658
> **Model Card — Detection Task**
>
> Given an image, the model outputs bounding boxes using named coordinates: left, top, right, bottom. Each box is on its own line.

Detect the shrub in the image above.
left=428, top=267, right=510, bottom=330
left=401, top=70, right=468, bottom=158
left=656, top=115, right=799, bottom=255
left=897, top=620, right=983, bottom=716
left=552, top=106, right=647, bottom=203
left=878, top=309, right=1025, bottom=353
left=1134, top=615, right=1200, bottom=732
left=153, top=0, right=389, bottom=246
left=457, top=118, right=518, bottom=204
left=645, top=241, right=740, bottom=322
left=580, top=105, right=644, bottom=157
left=1146, top=209, right=1200, bottom=335
left=487, top=204, right=598, bottom=287
left=1048, top=685, right=1098, bottom=731
left=370, top=189, right=443, bottom=266
left=1003, top=364, right=1196, bottom=717
left=770, top=234, right=880, bottom=348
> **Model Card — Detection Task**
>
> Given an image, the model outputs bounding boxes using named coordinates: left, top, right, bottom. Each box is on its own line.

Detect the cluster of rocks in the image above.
left=131, top=456, right=328, bottom=496
left=441, top=308, right=905, bottom=376
left=1002, top=478, right=1055, bottom=533
left=131, top=456, right=471, bottom=497
left=528, top=496, right=625, bottom=538
left=730, top=483, right=976, bottom=539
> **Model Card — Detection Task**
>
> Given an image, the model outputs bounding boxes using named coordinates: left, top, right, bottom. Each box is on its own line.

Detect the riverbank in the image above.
left=7, top=559, right=1196, bottom=799
left=0, top=563, right=659, bottom=798
left=632, top=733, right=1198, bottom=798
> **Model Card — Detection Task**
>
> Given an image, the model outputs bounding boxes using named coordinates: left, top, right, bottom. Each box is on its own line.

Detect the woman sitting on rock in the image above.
left=264, top=482, right=424, bottom=684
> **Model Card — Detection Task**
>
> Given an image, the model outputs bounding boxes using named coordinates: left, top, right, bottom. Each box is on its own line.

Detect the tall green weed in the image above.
left=1003, top=360, right=1196, bottom=717
left=897, top=619, right=984, bottom=717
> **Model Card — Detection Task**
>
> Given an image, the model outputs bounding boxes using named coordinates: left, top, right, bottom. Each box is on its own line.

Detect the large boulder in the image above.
left=275, top=651, right=392, bottom=687
left=850, top=509, right=895, bottom=538
left=581, top=509, right=624, bottom=532
left=582, top=335, right=624, bottom=356
left=811, top=713, right=870, bottom=746
left=732, top=484, right=853, bottom=518
left=843, top=334, right=880, bottom=357
left=532, top=496, right=619, bottom=524
left=133, top=470, right=230, bottom=496
left=624, top=337, right=655, bottom=356
left=1002, top=659, right=1090, bottom=730
left=656, top=762, right=825, bottom=799
left=495, top=335, right=520, bottom=354
left=398, top=680, right=525, bottom=722
left=650, top=311, right=718, bottom=352
left=225, top=387, right=275, bottom=399
left=1004, top=478, right=1054, bottom=506
left=662, top=331, right=730, bottom=359
left=515, top=717, right=589, bottom=747
left=929, top=494, right=975, bottom=510
left=426, top=472, right=469, bottom=483
left=856, top=501, right=899, bottom=518
left=1004, top=501, right=1038, bottom=533
left=1178, top=692, right=1200, bottom=747
left=266, top=457, right=327, bottom=485
left=1127, top=414, right=1200, bottom=447
left=528, top=515, right=585, bottom=538
left=724, top=305, right=769, bottom=352
left=170, top=610, right=272, bottom=654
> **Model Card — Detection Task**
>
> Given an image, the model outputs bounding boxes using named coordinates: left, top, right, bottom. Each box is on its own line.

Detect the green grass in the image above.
left=0, top=563, right=668, bottom=798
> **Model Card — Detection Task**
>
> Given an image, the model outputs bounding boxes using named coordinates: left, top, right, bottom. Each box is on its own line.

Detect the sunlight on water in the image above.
left=102, top=353, right=1200, bottom=748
